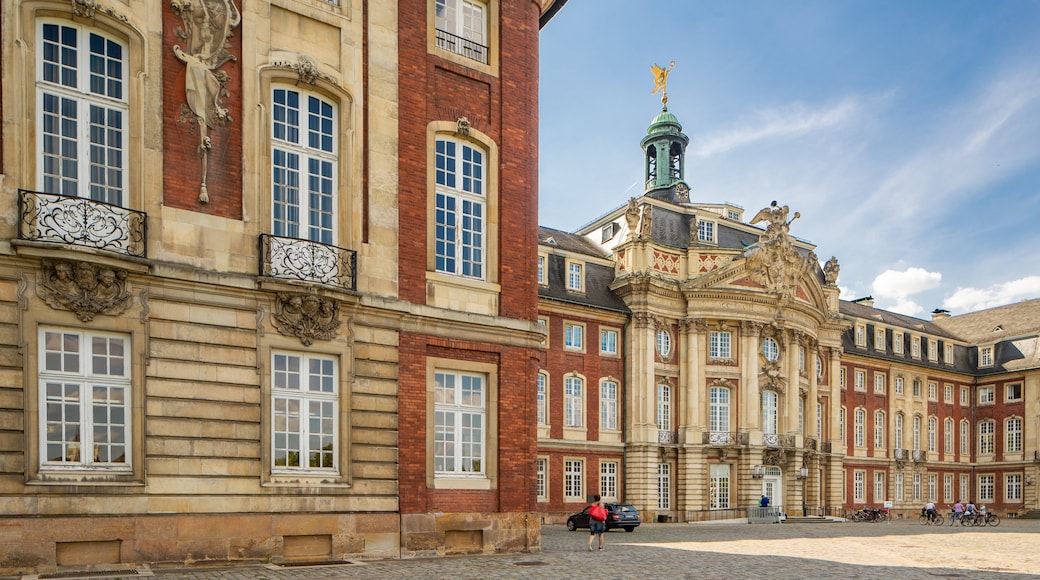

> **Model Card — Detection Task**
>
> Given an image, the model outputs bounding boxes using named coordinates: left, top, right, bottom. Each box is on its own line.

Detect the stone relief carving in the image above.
left=456, top=117, right=471, bottom=137
left=271, top=53, right=336, bottom=86
left=763, top=448, right=785, bottom=466
left=172, top=0, right=242, bottom=204
left=39, top=260, right=132, bottom=322
left=71, top=0, right=129, bottom=22
left=625, top=198, right=640, bottom=238
left=271, top=293, right=340, bottom=346
left=746, top=201, right=813, bottom=301
left=638, top=204, right=653, bottom=239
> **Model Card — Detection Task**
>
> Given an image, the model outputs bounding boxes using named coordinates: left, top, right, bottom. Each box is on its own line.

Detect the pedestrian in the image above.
left=951, top=500, right=964, bottom=525
left=587, top=494, right=608, bottom=551
left=759, top=495, right=770, bottom=508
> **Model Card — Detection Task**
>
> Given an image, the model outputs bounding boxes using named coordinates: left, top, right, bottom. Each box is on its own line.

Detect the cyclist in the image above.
left=964, top=500, right=977, bottom=524
left=924, top=501, right=939, bottom=522
left=951, top=500, right=964, bottom=525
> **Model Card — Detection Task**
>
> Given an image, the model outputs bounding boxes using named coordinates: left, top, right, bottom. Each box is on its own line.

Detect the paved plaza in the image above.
left=39, top=518, right=1040, bottom=580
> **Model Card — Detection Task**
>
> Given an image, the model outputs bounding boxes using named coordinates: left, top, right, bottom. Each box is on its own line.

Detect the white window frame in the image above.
left=564, top=375, right=584, bottom=428
left=709, top=386, right=730, bottom=434
left=564, top=459, right=583, bottom=500
left=37, top=20, right=128, bottom=204
left=927, top=339, right=938, bottom=362
left=874, top=327, right=885, bottom=351
left=978, top=386, right=995, bottom=405
left=709, top=330, right=732, bottom=360
left=433, top=369, right=486, bottom=477
left=960, top=420, right=970, bottom=456
left=434, top=0, right=488, bottom=63
left=979, top=345, right=993, bottom=367
left=854, top=370, right=866, bottom=392
left=874, top=374, right=885, bottom=394
left=657, top=329, right=672, bottom=358
left=1005, top=382, right=1023, bottom=402
left=944, top=343, right=954, bottom=364
left=912, top=415, right=922, bottom=451
left=913, top=473, right=921, bottom=501
left=894, top=376, right=904, bottom=395
left=272, top=351, right=339, bottom=474
left=272, top=86, right=338, bottom=245
left=895, top=413, right=904, bottom=449
left=600, top=460, right=618, bottom=501
left=853, top=470, right=866, bottom=502
left=911, top=336, right=921, bottom=358
left=39, top=328, right=132, bottom=471
left=960, top=386, right=969, bottom=406
left=657, top=383, right=672, bottom=432
left=944, top=418, right=953, bottom=456
left=893, top=331, right=904, bottom=354
left=895, top=472, right=904, bottom=502
left=763, top=391, right=779, bottom=436
left=944, top=473, right=953, bottom=503
left=854, top=408, right=865, bottom=448
left=536, top=253, right=547, bottom=285
left=927, top=416, right=937, bottom=453
left=873, top=411, right=885, bottom=449
left=536, top=457, right=548, bottom=501
left=874, top=471, right=885, bottom=503
left=927, top=381, right=937, bottom=402
left=978, top=474, right=995, bottom=502
left=709, top=464, right=730, bottom=509
left=762, top=337, right=779, bottom=361
left=563, top=322, right=584, bottom=351
left=657, top=463, right=671, bottom=509
left=434, top=136, right=486, bottom=279
left=698, top=219, right=716, bottom=243
left=566, top=260, right=583, bottom=292
left=978, top=420, right=995, bottom=455
left=854, top=325, right=866, bottom=347
left=600, top=379, right=618, bottom=431
left=600, top=328, right=619, bottom=356
left=536, top=372, right=548, bottom=426
left=944, top=384, right=953, bottom=404
left=928, top=474, right=937, bottom=502
left=1006, top=474, right=1022, bottom=502
left=1006, top=417, right=1022, bottom=453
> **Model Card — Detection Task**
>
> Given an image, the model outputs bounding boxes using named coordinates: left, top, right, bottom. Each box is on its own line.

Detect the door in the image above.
left=763, top=466, right=783, bottom=509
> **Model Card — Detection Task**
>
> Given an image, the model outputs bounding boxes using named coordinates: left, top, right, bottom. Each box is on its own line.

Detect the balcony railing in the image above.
left=763, top=434, right=795, bottom=448
left=658, top=430, right=676, bottom=444
left=912, top=450, right=927, bottom=462
left=703, top=431, right=749, bottom=446
left=435, top=28, right=489, bottom=64
left=259, top=234, right=357, bottom=290
left=18, top=189, right=147, bottom=258
left=805, top=437, right=818, bottom=451
left=894, top=448, right=906, bottom=460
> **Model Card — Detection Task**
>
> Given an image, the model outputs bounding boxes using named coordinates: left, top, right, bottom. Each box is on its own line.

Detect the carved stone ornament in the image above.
left=71, top=0, right=129, bottom=22
left=272, top=53, right=336, bottom=86
left=760, top=361, right=786, bottom=394
left=172, top=0, right=242, bottom=204
left=38, top=260, right=132, bottom=322
left=763, top=448, right=785, bottom=466
left=456, top=117, right=471, bottom=137
left=638, top=204, right=653, bottom=239
left=272, top=293, right=341, bottom=346
left=823, top=256, right=840, bottom=286
left=745, top=201, right=812, bottom=300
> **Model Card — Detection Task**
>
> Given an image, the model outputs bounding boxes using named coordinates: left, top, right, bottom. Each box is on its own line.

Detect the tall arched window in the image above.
left=564, top=375, right=583, bottom=428
left=928, top=416, right=938, bottom=453
left=854, top=408, right=865, bottom=448
left=434, top=136, right=486, bottom=278
left=895, top=412, right=904, bottom=449
left=536, top=372, right=547, bottom=426
left=656, top=383, right=671, bottom=431
left=912, top=415, right=922, bottom=451
left=874, top=411, right=885, bottom=449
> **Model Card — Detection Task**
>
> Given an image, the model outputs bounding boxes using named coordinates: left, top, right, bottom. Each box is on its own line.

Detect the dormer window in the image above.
left=698, top=220, right=716, bottom=243
left=566, top=260, right=583, bottom=292
left=601, top=223, right=619, bottom=243
left=979, top=345, right=994, bottom=368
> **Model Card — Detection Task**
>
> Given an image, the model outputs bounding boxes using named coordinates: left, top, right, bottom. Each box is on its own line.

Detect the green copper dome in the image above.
left=647, top=106, right=682, bottom=135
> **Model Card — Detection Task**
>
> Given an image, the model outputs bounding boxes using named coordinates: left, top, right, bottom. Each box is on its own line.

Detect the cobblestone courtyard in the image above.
left=29, top=518, right=1040, bottom=580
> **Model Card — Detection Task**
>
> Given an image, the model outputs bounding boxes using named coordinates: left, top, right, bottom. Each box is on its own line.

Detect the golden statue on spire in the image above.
left=651, top=61, right=676, bottom=105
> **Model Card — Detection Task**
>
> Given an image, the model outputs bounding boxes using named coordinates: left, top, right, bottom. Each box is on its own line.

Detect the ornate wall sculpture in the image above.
left=271, top=293, right=341, bottom=346
left=171, top=0, right=242, bottom=204
left=38, top=260, right=132, bottom=322
left=746, top=201, right=813, bottom=301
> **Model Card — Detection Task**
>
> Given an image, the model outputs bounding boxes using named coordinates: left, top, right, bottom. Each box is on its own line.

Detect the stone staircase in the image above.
left=1019, top=510, right=1040, bottom=520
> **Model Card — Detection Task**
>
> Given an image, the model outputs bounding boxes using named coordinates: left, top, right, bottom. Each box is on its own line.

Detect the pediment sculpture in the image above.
left=746, top=201, right=813, bottom=300
left=38, top=260, right=132, bottom=322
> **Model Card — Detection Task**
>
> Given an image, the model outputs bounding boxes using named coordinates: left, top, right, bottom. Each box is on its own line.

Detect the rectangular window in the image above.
left=944, top=384, right=953, bottom=404
left=893, top=331, right=904, bottom=354
left=912, top=379, right=922, bottom=398
left=944, top=343, right=953, bottom=364
left=979, top=346, right=993, bottom=367
left=927, top=381, right=937, bottom=401
left=928, top=417, right=937, bottom=453
left=928, top=474, right=937, bottom=502
left=960, top=387, right=969, bottom=406
left=978, top=386, right=995, bottom=405
left=978, top=421, right=995, bottom=455
left=944, top=419, right=953, bottom=456
left=978, top=474, right=995, bottom=502
left=854, top=370, right=866, bottom=392
left=874, top=471, right=885, bottom=502
left=600, top=461, right=618, bottom=500
left=874, top=374, right=885, bottom=394
left=600, top=329, right=618, bottom=356
left=272, top=88, right=337, bottom=245
left=698, top=220, right=715, bottom=243
left=874, top=412, right=885, bottom=449
left=600, top=380, right=618, bottom=431
left=944, top=474, right=953, bottom=503
left=1006, top=383, right=1023, bottom=401
left=564, top=323, right=584, bottom=351
left=536, top=373, right=547, bottom=426
left=537, top=254, right=546, bottom=285
left=928, top=339, right=938, bottom=361
left=566, top=261, right=583, bottom=291
left=853, top=470, right=865, bottom=502
left=875, top=328, right=885, bottom=351
left=657, top=463, right=671, bottom=509
left=709, top=464, right=730, bottom=509
left=40, top=329, right=131, bottom=469
left=913, top=473, right=921, bottom=501
left=434, top=370, right=485, bottom=476
left=38, top=22, right=127, bottom=204
left=536, top=457, right=547, bottom=500
left=960, top=421, right=970, bottom=456
left=960, top=475, right=969, bottom=503
left=1006, top=417, right=1023, bottom=453
left=911, top=337, right=921, bottom=358
left=564, top=460, right=583, bottom=499
left=564, top=376, right=583, bottom=428
left=855, top=325, right=866, bottom=347
left=840, top=368, right=846, bottom=389
left=894, top=376, right=904, bottom=395
left=709, top=331, right=732, bottom=359
left=895, top=472, right=904, bottom=501
left=435, top=137, right=485, bottom=278
left=1006, top=474, right=1022, bottom=502
left=272, top=352, right=338, bottom=472
left=854, top=409, right=865, bottom=448
left=434, top=0, right=489, bottom=64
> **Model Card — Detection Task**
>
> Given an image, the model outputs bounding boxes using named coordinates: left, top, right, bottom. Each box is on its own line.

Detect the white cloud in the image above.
left=692, top=97, right=861, bottom=157
left=870, top=267, right=943, bottom=316
left=943, top=276, right=1040, bottom=313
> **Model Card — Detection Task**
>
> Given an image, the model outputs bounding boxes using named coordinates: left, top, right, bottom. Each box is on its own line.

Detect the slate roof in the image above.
left=538, top=226, right=609, bottom=259
left=931, top=298, right=1040, bottom=343
left=839, top=300, right=961, bottom=340
left=538, top=227, right=629, bottom=314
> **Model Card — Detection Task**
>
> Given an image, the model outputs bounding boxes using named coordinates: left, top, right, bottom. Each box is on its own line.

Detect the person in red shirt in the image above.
left=587, top=495, right=607, bottom=551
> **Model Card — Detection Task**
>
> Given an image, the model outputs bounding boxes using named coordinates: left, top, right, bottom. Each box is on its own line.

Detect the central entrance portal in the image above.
left=762, top=466, right=783, bottom=510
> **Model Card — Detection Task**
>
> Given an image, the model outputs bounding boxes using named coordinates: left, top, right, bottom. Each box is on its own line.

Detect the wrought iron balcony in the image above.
left=894, top=448, right=906, bottom=460
left=703, top=431, right=749, bottom=446
left=18, top=189, right=147, bottom=258
left=763, top=434, right=795, bottom=448
left=911, top=450, right=927, bottom=462
left=435, top=28, right=489, bottom=64
left=658, top=430, right=676, bottom=444
left=821, top=441, right=832, bottom=453
left=259, top=234, right=357, bottom=291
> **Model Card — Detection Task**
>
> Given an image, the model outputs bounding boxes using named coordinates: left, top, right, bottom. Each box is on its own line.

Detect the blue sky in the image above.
left=538, top=0, right=1040, bottom=317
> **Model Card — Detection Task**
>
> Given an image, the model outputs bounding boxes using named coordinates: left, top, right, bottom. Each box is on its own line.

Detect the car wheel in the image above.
left=566, top=520, right=576, bottom=531
left=624, top=527, right=634, bottom=532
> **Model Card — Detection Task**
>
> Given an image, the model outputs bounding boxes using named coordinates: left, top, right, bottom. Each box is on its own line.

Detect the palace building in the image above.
left=535, top=98, right=1040, bottom=523
left=0, top=0, right=564, bottom=575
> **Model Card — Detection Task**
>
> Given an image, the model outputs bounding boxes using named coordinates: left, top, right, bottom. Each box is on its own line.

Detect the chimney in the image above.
left=851, top=296, right=874, bottom=308
left=931, top=308, right=951, bottom=321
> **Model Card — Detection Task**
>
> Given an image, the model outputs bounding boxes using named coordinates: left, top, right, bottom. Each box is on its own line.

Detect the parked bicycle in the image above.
left=961, top=512, right=1000, bottom=527
left=919, top=509, right=944, bottom=526
left=849, top=507, right=888, bottom=522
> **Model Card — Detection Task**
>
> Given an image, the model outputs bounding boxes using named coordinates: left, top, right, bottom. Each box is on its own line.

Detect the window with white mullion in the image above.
left=564, top=376, right=583, bottom=428
left=435, top=137, right=485, bottom=278
left=272, top=352, right=338, bottom=472
left=39, top=329, right=130, bottom=469
left=272, top=88, right=336, bottom=245
left=762, top=390, right=778, bottom=435
left=709, top=387, right=730, bottom=434
left=434, top=371, right=485, bottom=475
left=38, top=22, right=126, bottom=204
